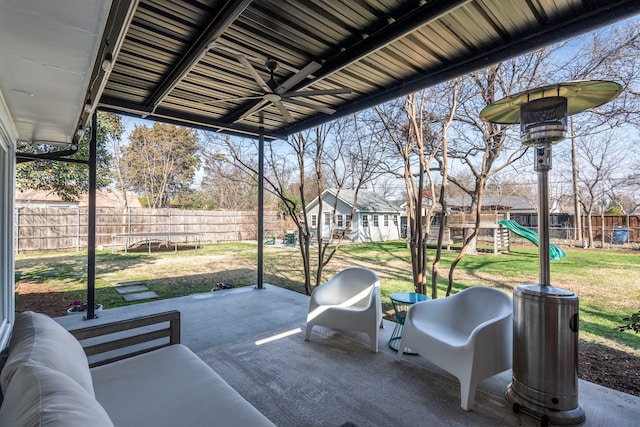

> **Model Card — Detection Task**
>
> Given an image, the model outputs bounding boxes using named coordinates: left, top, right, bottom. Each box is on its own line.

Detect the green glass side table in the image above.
left=389, top=292, right=429, bottom=354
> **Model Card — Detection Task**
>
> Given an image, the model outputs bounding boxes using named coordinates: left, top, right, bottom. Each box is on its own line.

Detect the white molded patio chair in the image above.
left=396, top=286, right=512, bottom=410
left=305, top=267, right=382, bottom=352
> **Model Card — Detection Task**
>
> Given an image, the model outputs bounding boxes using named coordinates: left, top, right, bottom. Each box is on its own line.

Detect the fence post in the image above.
left=76, top=208, right=81, bottom=251
left=14, top=206, right=19, bottom=254
left=234, top=212, right=238, bottom=241
left=601, top=211, right=605, bottom=248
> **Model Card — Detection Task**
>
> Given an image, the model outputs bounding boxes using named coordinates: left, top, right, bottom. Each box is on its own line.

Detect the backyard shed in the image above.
left=305, top=189, right=402, bottom=243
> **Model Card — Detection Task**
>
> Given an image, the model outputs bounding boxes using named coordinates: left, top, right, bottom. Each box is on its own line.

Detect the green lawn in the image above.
left=15, top=240, right=640, bottom=353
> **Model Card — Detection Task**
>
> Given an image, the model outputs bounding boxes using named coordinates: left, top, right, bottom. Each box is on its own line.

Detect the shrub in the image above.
left=618, top=311, right=640, bottom=333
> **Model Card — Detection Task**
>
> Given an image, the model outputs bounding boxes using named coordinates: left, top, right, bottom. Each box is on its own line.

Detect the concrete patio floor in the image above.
left=56, top=284, right=640, bottom=426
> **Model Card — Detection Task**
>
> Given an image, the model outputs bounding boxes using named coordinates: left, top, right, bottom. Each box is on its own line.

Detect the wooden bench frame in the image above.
left=69, top=310, right=181, bottom=368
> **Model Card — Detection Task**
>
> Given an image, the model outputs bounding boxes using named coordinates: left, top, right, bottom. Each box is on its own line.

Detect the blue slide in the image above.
left=498, top=219, right=566, bottom=260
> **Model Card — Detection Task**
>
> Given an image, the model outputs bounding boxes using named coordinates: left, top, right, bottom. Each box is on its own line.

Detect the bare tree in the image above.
left=202, top=129, right=316, bottom=292
left=376, top=92, right=442, bottom=296
left=200, top=135, right=263, bottom=210
left=108, top=116, right=130, bottom=211
left=576, top=132, right=627, bottom=247
left=430, top=80, right=459, bottom=298
left=442, top=53, right=555, bottom=294
left=553, top=22, right=640, bottom=244
left=446, top=51, right=552, bottom=257
left=203, top=114, right=387, bottom=295
left=311, top=114, right=391, bottom=289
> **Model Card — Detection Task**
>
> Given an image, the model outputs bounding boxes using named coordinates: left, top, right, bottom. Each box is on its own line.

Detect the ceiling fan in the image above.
left=207, top=56, right=352, bottom=123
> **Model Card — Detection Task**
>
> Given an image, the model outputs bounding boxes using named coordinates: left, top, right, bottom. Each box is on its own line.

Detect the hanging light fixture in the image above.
left=101, top=40, right=114, bottom=72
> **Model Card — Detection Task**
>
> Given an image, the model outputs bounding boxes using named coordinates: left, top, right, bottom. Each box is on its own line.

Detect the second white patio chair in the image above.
left=305, top=267, right=382, bottom=352
left=396, top=286, right=513, bottom=410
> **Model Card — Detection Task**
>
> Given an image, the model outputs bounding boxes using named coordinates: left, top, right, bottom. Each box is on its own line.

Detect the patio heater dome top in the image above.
left=479, top=80, right=623, bottom=124
left=480, top=80, right=622, bottom=146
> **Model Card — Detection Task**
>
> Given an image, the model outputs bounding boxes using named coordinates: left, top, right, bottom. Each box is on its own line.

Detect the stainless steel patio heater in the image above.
left=479, top=80, right=622, bottom=426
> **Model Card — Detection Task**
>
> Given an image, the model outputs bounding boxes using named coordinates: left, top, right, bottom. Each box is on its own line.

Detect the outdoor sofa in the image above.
left=0, top=310, right=275, bottom=426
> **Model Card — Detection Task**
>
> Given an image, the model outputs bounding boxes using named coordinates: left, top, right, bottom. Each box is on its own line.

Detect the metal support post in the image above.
left=86, top=111, right=97, bottom=319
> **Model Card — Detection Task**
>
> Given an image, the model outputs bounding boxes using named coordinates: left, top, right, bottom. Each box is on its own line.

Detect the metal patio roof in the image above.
left=3, top=1, right=640, bottom=149
left=87, top=0, right=640, bottom=141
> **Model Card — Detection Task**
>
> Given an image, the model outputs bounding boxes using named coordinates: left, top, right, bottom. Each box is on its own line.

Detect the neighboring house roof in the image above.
left=307, top=189, right=402, bottom=213
left=79, top=190, right=142, bottom=208
left=16, top=189, right=142, bottom=208
left=397, top=195, right=534, bottom=213
left=447, top=196, right=535, bottom=211
left=15, top=189, right=73, bottom=205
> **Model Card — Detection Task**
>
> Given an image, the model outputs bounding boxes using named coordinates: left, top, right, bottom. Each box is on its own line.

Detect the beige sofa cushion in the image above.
left=0, top=363, right=113, bottom=427
left=0, top=311, right=95, bottom=396
left=91, top=344, right=275, bottom=427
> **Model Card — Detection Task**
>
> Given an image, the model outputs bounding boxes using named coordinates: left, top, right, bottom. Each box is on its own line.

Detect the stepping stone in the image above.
left=115, top=285, right=149, bottom=294
left=115, top=280, right=145, bottom=287
left=122, top=291, right=158, bottom=302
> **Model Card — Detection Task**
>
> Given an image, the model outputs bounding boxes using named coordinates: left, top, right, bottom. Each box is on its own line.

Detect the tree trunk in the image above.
left=570, top=119, right=583, bottom=245
left=586, top=210, right=594, bottom=248
left=447, top=183, right=485, bottom=295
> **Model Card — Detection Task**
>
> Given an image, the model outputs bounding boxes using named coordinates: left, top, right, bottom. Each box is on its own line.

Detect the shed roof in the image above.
left=326, top=189, right=402, bottom=213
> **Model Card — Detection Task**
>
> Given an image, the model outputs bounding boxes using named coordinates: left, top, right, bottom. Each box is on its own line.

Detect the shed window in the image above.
left=311, top=215, right=317, bottom=227
left=324, top=213, right=331, bottom=226
left=362, top=214, right=369, bottom=227
left=384, top=214, right=389, bottom=227
left=373, top=214, right=379, bottom=227
left=337, top=214, right=344, bottom=228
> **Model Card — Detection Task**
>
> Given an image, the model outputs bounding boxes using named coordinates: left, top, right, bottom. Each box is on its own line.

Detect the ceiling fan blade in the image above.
left=236, top=55, right=272, bottom=94
left=275, top=61, right=322, bottom=94
left=273, top=100, right=294, bottom=123
left=283, top=98, right=336, bottom=115
left=282, top=88, right=352, bottom=98
left=235, top=98, right=271, bottom=122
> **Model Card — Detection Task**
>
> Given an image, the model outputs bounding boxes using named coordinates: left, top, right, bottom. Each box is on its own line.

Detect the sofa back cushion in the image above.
left=0, top=363, right=113, bottom=427
left=0, top=311, right=94, bottom=396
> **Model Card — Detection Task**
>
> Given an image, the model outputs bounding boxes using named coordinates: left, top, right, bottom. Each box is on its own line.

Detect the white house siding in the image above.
left=305, top=190, right=402, bottom=243
left=0, top=109, right=16, bottom=350
left=307, top=193, right=356, bottom=238
left=355, top=212, right=401, bottom=243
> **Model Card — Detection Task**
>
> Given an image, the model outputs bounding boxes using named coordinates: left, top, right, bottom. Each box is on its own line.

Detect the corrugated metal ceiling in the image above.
left=92, top=0, right=640, bottom=140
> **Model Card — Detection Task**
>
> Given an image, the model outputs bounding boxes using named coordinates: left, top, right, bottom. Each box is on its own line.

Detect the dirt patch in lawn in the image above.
left=15, top=282, right=70, bottom=318
left=15, top=282, right=640, bottom=398
left=579, top=340, right=640, bottom=397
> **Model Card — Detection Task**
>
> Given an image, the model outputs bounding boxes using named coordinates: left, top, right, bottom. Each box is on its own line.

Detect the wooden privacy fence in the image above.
left=574, top=214, right=640, bottom=244
left=13, top=207, right=294, bottom=253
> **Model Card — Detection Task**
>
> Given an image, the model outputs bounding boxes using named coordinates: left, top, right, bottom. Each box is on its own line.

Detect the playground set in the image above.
left=430, top=213, right=566, bottom=260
